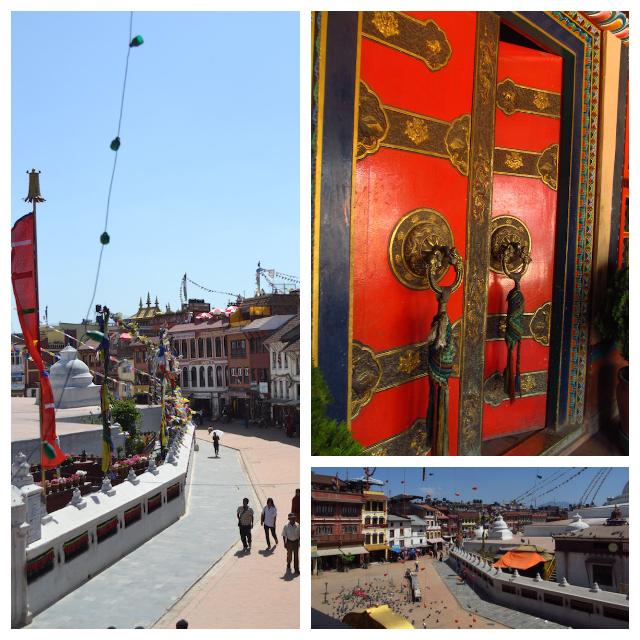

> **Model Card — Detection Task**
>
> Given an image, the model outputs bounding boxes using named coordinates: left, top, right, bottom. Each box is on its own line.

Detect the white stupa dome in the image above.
left=489, top=514, right=513, bottom=540
left=47, top=346, right=100, bottom=408
left=566, top=513, right=589, bottom=532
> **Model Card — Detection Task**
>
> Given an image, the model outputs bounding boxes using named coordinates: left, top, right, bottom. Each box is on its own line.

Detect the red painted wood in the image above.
left=351, top=13, right=477, bottom=448
left=482, top=40, right=562, bottom=441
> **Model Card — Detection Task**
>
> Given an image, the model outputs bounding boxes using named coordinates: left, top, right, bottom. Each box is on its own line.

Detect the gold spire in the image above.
left=25, top=169, right=45, bottom=203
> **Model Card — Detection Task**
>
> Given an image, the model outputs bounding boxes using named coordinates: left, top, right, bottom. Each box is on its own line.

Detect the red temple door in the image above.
left=347, top=12, right=562, bottom=455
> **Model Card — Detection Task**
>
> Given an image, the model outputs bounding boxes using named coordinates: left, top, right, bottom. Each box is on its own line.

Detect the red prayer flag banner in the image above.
left=11, top=213, right=44, bottom=370
left=12, top=212, right=66, bottom=468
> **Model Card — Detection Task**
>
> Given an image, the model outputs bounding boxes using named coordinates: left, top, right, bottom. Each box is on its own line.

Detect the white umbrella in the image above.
left=212, top=429, right=224, bottom=437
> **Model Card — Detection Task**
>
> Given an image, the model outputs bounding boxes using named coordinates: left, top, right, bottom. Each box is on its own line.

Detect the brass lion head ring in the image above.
left=425, top=246, right=464, bottom=296
left=501, top=243, right=531, bottom=281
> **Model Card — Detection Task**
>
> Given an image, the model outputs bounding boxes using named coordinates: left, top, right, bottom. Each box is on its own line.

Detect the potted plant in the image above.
left=595, top=263, right=629, bottom=440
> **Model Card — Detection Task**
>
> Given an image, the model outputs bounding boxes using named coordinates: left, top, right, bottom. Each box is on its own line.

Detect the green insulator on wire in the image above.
left=100, top=231, right=110, bottom=245
left=130, top=35, right=144, bottom=47
left=110, top=137, right=121, bottom=151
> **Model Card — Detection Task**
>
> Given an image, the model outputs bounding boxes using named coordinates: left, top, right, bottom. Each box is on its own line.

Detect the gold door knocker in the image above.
left=423, top=244, right=463, bottom=456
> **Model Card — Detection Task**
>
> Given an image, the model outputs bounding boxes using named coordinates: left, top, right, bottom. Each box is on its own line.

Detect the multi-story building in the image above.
left=225, top=315, right=295, bottom=420
left=408, top=514, right=428, bottom=550
left=311, top=473, right=367, bottom=572
left=169, top=316, right=229, bottom=417
left=264, top=315, right=300, bottom=426
left=387, top=514, right=412, bottom=551
left=362, top=486, right=388, bottom=561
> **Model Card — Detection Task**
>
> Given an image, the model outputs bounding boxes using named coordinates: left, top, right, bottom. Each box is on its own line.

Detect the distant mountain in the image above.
left=536, top=500, right=573, bottom=507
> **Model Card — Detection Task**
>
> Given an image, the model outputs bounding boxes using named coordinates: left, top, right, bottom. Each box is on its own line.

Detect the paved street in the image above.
left=312, top=558, right=505, bottom=629
left=153, top=422, right=300, bottom=628
left=432, top=560, right=566, bottom=629
left=27, top=423, right=298, bottom=629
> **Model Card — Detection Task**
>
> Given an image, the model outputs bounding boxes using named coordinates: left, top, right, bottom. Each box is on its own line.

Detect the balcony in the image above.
left=313, top=533, right=364, bottom=545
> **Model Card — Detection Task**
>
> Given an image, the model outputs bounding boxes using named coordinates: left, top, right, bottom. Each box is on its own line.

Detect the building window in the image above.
left=225, top=367, right=229, bottom=385
left=206, top=338, right=213, bottom=357
left=272, top=351, right=277, bottom=368
left=182, top=367, right=188, bottom=388
left=315, top=525, right=332, bottom=535
left=389, top=530, right=394, bottom=538
left=365, top=516, right=371, bottom=525
left=215, top=337, right=222, bottom=357
left=199, top=366, right=205, bottom=387
left=272, top=382, right=277, bottom=398
left=191, top=367, right=197, bottom=387
left=197, top=338, right=204, bottom=359
left=399, top=540, right=404, bottom=547
left=216, top=366, right=223, bottom=387
left=181, top=339, right=187, bottom=358
left=315, top=503, right=334, bottom=516
left=188, top=339, right=195, bottom=359
left=231, top=340, right=246, bottom=357
left=365, top=533, right=371, bottom=545
left=279, top=380, right=283, bottom=398
left=277, top=352, right=282, bottom=368
left=342, top=525, right=357, bottom=534
left=207, top=366, right=214, bottom=387
left=342, top=505, right=360, bottom=517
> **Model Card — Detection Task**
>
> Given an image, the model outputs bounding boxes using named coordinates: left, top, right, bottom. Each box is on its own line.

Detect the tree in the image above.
left=111, top=399, right=144, bottom=455
left=312, top=367, right=365, bottom=455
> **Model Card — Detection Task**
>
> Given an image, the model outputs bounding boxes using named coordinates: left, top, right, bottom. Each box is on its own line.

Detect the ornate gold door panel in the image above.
left=480, top=41, right=562, bottom=451
left=350, top=11, right=481, bottom=454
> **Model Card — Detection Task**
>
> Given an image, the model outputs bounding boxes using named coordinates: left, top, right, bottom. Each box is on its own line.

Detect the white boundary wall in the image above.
left=448, top=547, right=628, bottom=629
left=16, top=423, right=195, bottom=621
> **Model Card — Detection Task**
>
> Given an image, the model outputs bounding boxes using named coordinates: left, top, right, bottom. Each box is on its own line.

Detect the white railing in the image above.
left=13, top=423, right=195, bottom=624
left=448, top=547, right=628, bottom=629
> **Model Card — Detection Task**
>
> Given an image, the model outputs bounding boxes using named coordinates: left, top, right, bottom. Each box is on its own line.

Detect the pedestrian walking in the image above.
left=212, top=430, right=220, bottom=457
left=291, top=488, right=300, bottom=523
left=261, top=497, right=278, bottom=550
left=237, top=498, right=254, bottom=552
left=282, top=512, right=300, bottom=574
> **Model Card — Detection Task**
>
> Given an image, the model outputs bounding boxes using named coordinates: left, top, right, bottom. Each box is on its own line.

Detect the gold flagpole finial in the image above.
left=25, top=169, right=46, bottom=203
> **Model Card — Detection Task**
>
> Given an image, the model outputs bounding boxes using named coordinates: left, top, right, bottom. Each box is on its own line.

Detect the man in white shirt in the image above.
left=282, top=512, right=300, bottom=575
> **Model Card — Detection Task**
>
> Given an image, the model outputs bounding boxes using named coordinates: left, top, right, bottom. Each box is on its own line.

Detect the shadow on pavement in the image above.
left=258, top=549, right=276, bottom=557
left=280, top=572, right=297, bottom=582
left=311, top=608, right=349, bottom=629
left=234, top=549, right=250, bottom=558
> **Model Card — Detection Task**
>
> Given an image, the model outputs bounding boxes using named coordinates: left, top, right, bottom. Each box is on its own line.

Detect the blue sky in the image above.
left=312, top=467, right=629, bottom=507
left=11, top=11, right=299, bottom=330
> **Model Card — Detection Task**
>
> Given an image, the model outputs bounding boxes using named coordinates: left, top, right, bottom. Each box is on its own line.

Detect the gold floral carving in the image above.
left=422, top=20, right=451, bottom=71
left=483, top=370, right=547, bottom=407
left=398, top=349, right=421, bottom=374
left=351, top=342, right=383, bottom=419
left=457, top=12, right=499, bottom=456
left=404, top=117, right=429, bottom=145
left=470, top=146, right=491, bottom=223
left=532, top=91, right=550, bottom=111
left=504, top=151, right=524, bottom=170
left=362, top=13, right=451, bottom=72
left=497, top=78, right=561, bottom=118
left=537, top=144, right=559, bottom=191
left=530, top=301, right=552, bottom=346
left=445, top=115, right=470, bottom=176
left=356, top=82, right=389, bottom=160
left=371, top=11, right=400, bottom=37
left=362, top=418, right=430, bottom=456
left=497, top=78, right=518, bottom=115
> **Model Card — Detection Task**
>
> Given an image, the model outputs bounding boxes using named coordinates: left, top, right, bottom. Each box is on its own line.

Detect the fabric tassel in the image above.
left=504, top=278, right=525, bottom=401
left=426, top=310, right=455, bottom=455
